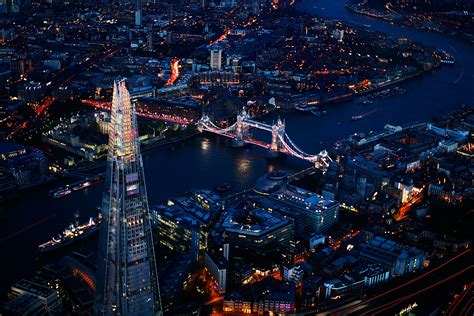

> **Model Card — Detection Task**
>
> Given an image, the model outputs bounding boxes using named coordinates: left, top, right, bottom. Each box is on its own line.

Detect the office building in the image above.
left=0, top=279, right=62, bottom=315
left=210, top=47, right=222, bottom=70
left=95, top=79, right=162, bottom=315
left=253, top=172, right=340, bottom=237
left=273, top=185, right=340, bottom=235
left=359, top=236, right=426, bottom=277
left=220, top=207, right=294, bottom=253
left=205, top=251, right=227, bottom=294
left=0, top=142, right=48, bottom=188
left=135, top=0, right=142, bottom=27
left=154, top=204, right=203, bottom=262
left=283, top=264, right=304, bottom=283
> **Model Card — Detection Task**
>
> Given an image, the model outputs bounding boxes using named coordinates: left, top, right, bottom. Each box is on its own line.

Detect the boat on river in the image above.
left=352, top=109, right=377, bottom=121
left=38, top=212, right=99, bottom=253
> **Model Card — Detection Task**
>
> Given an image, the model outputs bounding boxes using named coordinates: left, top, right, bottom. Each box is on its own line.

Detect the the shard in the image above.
left=95, top=79, right=161, bottom=315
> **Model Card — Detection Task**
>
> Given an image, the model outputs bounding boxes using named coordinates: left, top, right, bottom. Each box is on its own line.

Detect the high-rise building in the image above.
left=220, top=208, right=294, bottom=254
left=0, top=142, right=49, bottom=188
left=95, top=79, right=162, bottom=315
left=219, top=0, right=236, bottom=8
left=253, top=172, right=340, bottom=237
left=252, top=0, right=259, bottom=14
left=7, top=0, right=20, bottom=12
left=135, top=0, right=142, bottom=27
left=210, top=47, right=222, bottom=70
left=205, top=251, right=227, bottom=294
left=0, top=0, right=7, bottom=13
left=146, top=25, right=153, bottom=51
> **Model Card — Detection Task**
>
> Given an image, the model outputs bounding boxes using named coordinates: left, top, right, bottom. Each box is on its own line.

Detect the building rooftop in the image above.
left=359, top=236, right=425, bottom=266
left=275, top=184, right=339, bottom=212
left=221, top=208, right=290, bottom=237
left=0, top=142, right=26, bottom=156
left=10, top=279, right=57, bottom=299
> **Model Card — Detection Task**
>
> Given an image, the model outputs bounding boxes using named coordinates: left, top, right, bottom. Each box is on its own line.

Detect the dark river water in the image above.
left=0, top=0, right=472, bottom=296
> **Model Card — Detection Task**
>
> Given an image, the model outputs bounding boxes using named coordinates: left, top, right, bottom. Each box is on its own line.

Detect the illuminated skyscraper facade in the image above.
left=210, top=48, right=222, bottom=70
left=96, top=79, right=161, bottom=315
left=135, top=0, right=142, bottom=27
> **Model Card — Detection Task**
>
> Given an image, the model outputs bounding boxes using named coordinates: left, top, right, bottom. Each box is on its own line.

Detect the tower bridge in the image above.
left=198, top=110, right=332, bottom=168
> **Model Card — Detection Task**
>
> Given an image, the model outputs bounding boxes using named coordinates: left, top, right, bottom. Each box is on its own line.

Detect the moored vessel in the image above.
left=49, top=187, right=72, bottom=199
left=38, top=212, right=99, bottom=253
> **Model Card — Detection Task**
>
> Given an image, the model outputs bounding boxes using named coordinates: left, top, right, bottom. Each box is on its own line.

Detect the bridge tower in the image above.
left=233, top=109, right=249, bottom=147
left=197, top=115, right=209, bottom=132
left=269, top=118, right=285, bottom=156
left=314, top=149, right=331, bottom=169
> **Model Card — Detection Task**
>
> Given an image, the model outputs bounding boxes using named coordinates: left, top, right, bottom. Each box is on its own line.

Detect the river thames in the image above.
left=0, top=0, right=472, bottom=296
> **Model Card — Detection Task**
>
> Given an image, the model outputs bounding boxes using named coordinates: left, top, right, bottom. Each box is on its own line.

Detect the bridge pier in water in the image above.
left=233, top=110, right=250, bottom=147
left=268, top=118, right=285, bottom=158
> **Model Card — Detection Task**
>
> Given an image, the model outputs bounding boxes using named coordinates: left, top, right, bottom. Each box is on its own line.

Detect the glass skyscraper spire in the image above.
left=96, top=79, right=161, bottom=315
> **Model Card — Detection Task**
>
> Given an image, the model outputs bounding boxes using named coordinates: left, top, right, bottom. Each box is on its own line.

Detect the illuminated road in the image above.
left=35, top=96, right=53, bottom=117
left=444, top=282, right=474, bottom=316
left=205, top=296, right=224, bottom=305
left=366, top=265, right=473, bottom=315
left=209, top=29, right=231, bottom=46
left=208, top=1, right=280, bottom=48
left=165, top=58, right=180, bottom=86
left=6, top=45, right=124, bottom=140
left=323, top=249, right=473, bottom=315
left=58, top=45, right=124, bottom=88
left=81, top=99, right=194, bottom=125
left=395, top=192, right=423, bottom=221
